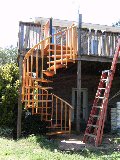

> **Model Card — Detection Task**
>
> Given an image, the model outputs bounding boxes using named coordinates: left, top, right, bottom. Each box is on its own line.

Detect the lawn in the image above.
left=0, top=133, right=120, bottom=160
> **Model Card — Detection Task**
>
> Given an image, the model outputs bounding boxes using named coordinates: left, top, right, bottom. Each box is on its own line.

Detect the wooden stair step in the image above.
left=24, top=86, right=53, bottom=89
left=47, top=54, right=71, bottom=58
left=48, top=64, right=66, bottom=70
left=33, top=78, right=53, bottom=83
left=47, top=49, right=71, bottom=53
left=33, top=113, right=52, bottom=116
left=27, top=106, right=52, bottom=109
left=24, top=100, right=52, bottom=102
left=46, top=131, right=70, bottom=136
left=47, top=58, right=74, bottom=64
left=43, top=70, right=55, bottom=77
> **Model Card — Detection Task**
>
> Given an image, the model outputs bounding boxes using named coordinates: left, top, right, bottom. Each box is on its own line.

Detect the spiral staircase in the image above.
left=22, top=23, right=78, bottom=135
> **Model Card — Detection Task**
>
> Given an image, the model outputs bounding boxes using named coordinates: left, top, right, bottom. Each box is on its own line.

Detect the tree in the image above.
left=0, top=46, right=17, bottom=65
left=0, top=63, right=19, bottom=127
left=112, top=20, right=120, bottom=27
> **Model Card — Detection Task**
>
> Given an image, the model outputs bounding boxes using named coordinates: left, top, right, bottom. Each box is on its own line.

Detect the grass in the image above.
left=0, top=133, right=120, bottom=160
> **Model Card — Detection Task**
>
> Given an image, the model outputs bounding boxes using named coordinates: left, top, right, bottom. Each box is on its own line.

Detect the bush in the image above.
left=0, top=63, right=19, bottom=128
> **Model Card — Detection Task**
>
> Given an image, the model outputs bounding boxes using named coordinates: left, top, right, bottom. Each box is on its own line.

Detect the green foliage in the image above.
left=112, top=20, right=120, bottom=27
left=0, top=63, right=19, bottom=127
left=0, top=46, right=17, bottom=65
left=0, top=135, right=120, bottom=160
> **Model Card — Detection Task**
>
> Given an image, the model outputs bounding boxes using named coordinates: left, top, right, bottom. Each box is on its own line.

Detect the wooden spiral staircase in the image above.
left=22, top=23, right=78, bottom=135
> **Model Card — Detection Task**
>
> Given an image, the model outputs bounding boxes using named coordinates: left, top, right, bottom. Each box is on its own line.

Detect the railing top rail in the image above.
left=52, top=94, right=73, bottom=109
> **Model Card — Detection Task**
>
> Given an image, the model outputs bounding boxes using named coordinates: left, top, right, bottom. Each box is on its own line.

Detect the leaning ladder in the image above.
left=83, top=38, right=120, bottom=147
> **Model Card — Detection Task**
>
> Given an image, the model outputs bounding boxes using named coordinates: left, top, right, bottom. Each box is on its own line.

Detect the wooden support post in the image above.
left=17, top=53, right=23, bottom=139
left=76, top=13, right=82, bottom=133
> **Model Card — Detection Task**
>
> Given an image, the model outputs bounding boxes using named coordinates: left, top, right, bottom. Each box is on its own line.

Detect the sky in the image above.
left=0, top=0, right=120, bottom=48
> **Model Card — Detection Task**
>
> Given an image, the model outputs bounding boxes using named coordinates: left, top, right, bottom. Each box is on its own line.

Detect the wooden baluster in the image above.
left=71, top=27, right=74, bottom=59
left=69, top=108, right=71, bottom=134
left=41, top=89, right=43, bottom=121
left=48, top=38, right=51, bottom=71
left=74, top=26, right=77, bottom=59
left=56, top=97, right=58, bottom=125
left=66, top=30, right=68, bottom=67
left=98, top=32, right=102, bottom=56
left=36, top=47, right=38, bottom=78
left=61, top=101, right=63, bottom=130
left=41, top=42, right=44, bottom=78
left=33, top=25, right=34, bottom=47
left=110, top=33, right=113, bottom=56
left=102, top=32, right=105, bottom=56
left=51, top=94, right=53, bottom=127
left=70, top=28, right=72, bottom=59
left=87, top=29, right=91, bottom=55
left=105, top=32, right=109, bottom=56
left=54, top=35, right=56, bottom=73
left=96, top=30, right=98, bottom=55
left=65, top=104, right=67, bottom=131
left=61, top=34, right=63, bottom=64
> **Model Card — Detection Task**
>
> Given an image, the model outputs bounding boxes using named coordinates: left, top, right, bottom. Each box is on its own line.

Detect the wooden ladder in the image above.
left=83, top=38, right=120, bottom=146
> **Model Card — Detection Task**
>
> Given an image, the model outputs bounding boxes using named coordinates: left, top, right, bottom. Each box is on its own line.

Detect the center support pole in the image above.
left=76, top=14, right=82, bottom=133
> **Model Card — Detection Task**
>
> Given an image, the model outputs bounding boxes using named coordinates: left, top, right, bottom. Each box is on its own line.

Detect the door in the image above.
left=72, top=88, right=88, bottom=122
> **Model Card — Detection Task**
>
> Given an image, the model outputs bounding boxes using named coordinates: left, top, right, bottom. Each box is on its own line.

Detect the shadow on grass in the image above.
left=34, top=133, right=120, bottom=158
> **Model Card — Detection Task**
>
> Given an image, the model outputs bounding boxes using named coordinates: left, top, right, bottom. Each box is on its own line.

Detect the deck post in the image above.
left=17, top=52, right=23, bottom=139
left=76, top=13, right=82, bottom=133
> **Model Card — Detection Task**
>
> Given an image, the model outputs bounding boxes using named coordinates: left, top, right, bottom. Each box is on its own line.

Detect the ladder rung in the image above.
left=102, top=70, right=109, bottom=73
left=87, top=124, right=99, bottom=128
left=85, top=133, right=96, bottom=138
left=96, top=97, right=104, bottom=99
left=93, top=106, right=102, bottom=108
left=101, top=79, right=107, bottom=81
left=90, top=114, right=100, bottom=118
left=99, top=88, right=106, bottom=90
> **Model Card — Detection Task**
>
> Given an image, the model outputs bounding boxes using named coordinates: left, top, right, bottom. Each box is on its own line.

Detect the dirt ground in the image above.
left=51, top=133, right=120, bottom=152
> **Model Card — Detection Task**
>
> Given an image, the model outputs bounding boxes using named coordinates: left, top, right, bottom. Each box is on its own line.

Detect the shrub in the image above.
left=0, top=63, right=19, bottom=128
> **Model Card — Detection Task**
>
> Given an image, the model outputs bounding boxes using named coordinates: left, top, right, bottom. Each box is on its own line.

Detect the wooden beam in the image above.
left=17, top=53, right=23, bottom=139
left=76, top=13, right=82, bottom=133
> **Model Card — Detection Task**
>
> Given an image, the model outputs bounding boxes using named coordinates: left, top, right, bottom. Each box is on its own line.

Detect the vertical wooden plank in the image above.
left=102, top=32, right=105, bottom=56
left=54, top=35, right=56, bottom=73
left=96, top=30, right=98, bottom=55
left=26, top=58, right=29, bottom=86
left=110, top=33, right=112, bottom=55
left=56, top=97, right=58, bottom=125
left=65, top=30, right=68, bottom=67
left=70, top=28, right=72, bottom=59
left=36, top=47, right=38, bottom=78
left=61, top=101, right=63, bottom=130
left=98, top=32, right=102, bottom=56
left=65, top=104, right=67, bottom=131
left=17, top=53, right=23, bottom=139
left=76, top=14, right=82, bottom=133
left=69, top=108, right=71, bottom=133
left=41, top=42, right=44, bottom=79
left=48, top=38, right=51, bottom=71
left=19, top=22, right=24, bottom=50
left=61, top=34, right=63, bottom=64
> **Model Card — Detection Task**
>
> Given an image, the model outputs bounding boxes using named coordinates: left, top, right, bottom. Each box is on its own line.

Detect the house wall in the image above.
left=50, top=61, right=120, bottom=131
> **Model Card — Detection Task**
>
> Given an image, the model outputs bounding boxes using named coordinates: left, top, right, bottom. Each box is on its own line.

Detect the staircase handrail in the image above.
left=24, top=24, right=77, bottom=59
left=52, top=93, right=73, bottom=110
